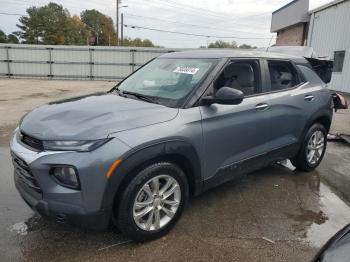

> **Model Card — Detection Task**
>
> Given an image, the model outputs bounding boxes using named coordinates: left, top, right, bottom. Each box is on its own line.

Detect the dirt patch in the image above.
left=0, top=123, right=17, bottom=146
left=25, top=93, right=51, bottom=98
left=287, top=209, right=328, bottom=225
left=0, top=78, right=113, bottom=127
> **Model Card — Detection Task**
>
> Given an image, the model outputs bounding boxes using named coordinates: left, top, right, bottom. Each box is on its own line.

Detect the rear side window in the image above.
left=297, top=65, right=324, bottom=85
left=333, top=51, right=345, bottom=72
left=268, top=60, right=301, bottom=91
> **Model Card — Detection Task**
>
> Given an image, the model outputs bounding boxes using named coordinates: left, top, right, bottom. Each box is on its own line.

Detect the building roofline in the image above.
left=272, top=0, right=299, bottom=14
left=271, top=21, right=308, bottom=33
left=309, top=0, right=349, bottom=13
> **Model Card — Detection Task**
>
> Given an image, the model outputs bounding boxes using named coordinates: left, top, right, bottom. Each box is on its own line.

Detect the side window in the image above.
left=268, top=60, right=301, bottom=91
left=213, top=60, right=261, bottom=97
left=333, top=51, right=345, bottom=72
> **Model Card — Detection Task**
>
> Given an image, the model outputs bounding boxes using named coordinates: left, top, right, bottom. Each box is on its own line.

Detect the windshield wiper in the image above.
left=120, top=91, right=159, bottom=104
left=113, top=88, right=125, bottom=97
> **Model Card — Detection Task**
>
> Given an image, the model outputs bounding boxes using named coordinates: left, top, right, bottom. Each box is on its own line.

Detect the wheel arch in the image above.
left=313, top=115, right=331, bottom=133
left=303, top=108, right=332, bottom=138
left=101, top=140, right=203, bottom=213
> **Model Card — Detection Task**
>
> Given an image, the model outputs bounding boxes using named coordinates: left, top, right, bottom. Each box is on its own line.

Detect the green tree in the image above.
left=16, top=2, right=87, bottom=45
left=208, top=40, right=237, bottom=48
left=0, top=30, right=19, bottom=44
left=7, top=34, right=19, bottom=44
left=81, top=9, right=117, bottom=46
left=207, top=41, right=257, bottom=49
left=66, top=15, right=90, bottom=45
left=121, top=37, right=156, bottom=47
left=239, top=44, right=256, bottom=49
left=0, top=30, right=7, bottom=43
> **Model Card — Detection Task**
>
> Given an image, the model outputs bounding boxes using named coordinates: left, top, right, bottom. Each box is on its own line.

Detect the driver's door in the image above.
left=199, top=59, right=271, bottom=184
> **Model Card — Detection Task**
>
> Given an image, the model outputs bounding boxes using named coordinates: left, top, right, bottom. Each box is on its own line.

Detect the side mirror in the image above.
left=201, top=87, right=244, bottom=105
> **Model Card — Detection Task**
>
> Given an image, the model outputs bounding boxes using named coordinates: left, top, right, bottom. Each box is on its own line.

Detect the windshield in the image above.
left=117, top=58, right=217, bottom=107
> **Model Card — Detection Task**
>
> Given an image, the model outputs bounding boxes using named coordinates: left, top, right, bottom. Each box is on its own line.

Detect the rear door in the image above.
left=262, top=59, right=311, bottom=160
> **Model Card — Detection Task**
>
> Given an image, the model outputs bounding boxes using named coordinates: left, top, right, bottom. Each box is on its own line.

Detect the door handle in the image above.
left=255, top=103, right=269, bottom=111
left=304, top=95, right=314, bottom=101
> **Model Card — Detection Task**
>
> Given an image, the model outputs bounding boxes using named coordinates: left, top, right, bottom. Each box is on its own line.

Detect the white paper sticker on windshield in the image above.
left=173, top=66, right=199, bottom=75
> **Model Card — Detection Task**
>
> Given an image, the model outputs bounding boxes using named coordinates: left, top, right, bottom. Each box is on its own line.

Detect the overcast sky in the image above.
left=0, top=0, right=333, bottom=48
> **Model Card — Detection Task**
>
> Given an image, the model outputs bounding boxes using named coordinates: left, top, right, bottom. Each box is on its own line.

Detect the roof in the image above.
left=272, top=0, right=299, bottom=14
left=270, top=0, right=309, bottom=32
left=266, top=46, right=317, bottom=58
left=159, top=49, right=304, bottom=60
left=309, top=0, right=349, bottom=13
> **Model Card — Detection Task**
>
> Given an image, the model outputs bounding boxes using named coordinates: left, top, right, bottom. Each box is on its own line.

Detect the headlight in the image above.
left=51, top=166, right=80, bottom=189
left=43, top=138, right=111, bottom=152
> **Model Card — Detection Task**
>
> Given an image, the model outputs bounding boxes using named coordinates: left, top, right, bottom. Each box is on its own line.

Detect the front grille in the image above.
left=21, top=132, right=44, bottom=151
left=11, top=152, right=42, bottom=194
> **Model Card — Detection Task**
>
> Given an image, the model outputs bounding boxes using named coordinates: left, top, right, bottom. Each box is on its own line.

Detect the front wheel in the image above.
left=292, top=123, right=327, bottom=172
left=116, top=162, right=189, bottom=242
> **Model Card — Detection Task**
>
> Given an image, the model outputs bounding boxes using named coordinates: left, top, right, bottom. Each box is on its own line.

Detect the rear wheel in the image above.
left=292, top=123, right=327, bottom=172
left=116, top=162, right=188, bottom=242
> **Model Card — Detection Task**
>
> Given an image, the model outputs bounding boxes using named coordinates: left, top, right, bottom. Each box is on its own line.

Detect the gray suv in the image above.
left=10, top=50, right=334, bottom=241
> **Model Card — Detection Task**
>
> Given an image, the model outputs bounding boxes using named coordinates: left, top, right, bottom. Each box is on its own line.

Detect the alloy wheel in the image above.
left=133, top=175, right=181, bottom=231
left=306, top=130, right=325, bottom=165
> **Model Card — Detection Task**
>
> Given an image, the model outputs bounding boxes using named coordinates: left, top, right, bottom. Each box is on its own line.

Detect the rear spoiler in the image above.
left=263, top=46, right=333, bottom=83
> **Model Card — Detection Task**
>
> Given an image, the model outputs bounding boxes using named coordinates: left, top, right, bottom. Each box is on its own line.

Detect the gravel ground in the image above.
left=0, top=79, right=113, bottom=145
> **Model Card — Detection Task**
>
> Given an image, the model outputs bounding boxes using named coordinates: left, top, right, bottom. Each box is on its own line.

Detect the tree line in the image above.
left=0, top=2, right=157, bottom=47
left=0, top=2, right=256, bottom=49
left=204, top=40, right=256, bottom=49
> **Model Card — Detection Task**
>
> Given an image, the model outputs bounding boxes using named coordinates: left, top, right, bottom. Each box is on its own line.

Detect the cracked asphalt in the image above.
left=1, top=79, right=350, bottom=262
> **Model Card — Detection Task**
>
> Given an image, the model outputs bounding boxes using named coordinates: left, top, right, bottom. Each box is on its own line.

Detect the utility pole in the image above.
left=116, top=0, right=120, bottom=45
left=121, top=13, right=124, bottom=46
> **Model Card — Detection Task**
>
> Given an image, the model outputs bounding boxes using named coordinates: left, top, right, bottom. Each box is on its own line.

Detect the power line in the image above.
left=0, top=12, right=26, bottom=16
left=124, top=24, right=275, bottom=39
left=126, top=0, right=269, bottom=28
left=154, top=0, right=270, bottom=22
left=0, top=0, right=86, bottom=12
left=127, top=0, right=231, bottom=21
left=124, top=13, right=273, bottom=38
left=160, top=0, right=274, bottom=26
left=149, top=0, right=267, bottom=23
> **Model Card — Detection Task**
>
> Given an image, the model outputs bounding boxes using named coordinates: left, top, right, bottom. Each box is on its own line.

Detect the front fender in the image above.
left=101, top=140, right=203, bottom=209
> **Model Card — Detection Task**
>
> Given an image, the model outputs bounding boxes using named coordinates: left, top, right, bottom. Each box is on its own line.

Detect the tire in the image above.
left=116, top=162, right=189, bottom=242
left=291, top=123, right=327, bottom=172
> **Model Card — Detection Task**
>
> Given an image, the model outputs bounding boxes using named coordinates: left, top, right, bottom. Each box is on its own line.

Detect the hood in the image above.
left=20, top=92, right=178, bottom=140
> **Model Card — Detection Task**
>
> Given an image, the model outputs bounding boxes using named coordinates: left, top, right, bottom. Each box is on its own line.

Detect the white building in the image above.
left=271, top=0, right=350, bottom=93
left=307, top=0, right=350, bottom=93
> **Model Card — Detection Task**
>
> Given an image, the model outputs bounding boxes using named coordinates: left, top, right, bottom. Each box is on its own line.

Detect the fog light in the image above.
left=51, top=166, right=80, bottom=189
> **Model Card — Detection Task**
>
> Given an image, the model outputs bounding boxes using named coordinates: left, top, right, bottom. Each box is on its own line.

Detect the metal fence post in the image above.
left=6, top=46, right=11, bottom=78
left=131, top=49, right=136, bottom=72
left=89, top=48, right=94, bottom=80
left=47, top=47, right=53, bottom=79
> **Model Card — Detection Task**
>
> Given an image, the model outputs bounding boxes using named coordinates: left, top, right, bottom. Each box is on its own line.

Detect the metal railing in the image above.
left=0, top=44, right=179, bottom=80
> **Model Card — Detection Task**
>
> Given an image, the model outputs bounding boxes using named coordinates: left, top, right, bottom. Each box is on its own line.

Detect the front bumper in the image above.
left=10, top=129, right=130, bottom=230
left=15, top=178, right=111, bottom=230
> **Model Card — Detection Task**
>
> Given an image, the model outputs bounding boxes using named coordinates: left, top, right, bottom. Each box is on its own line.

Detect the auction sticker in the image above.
left=173, top=66, right=199, bottom=75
